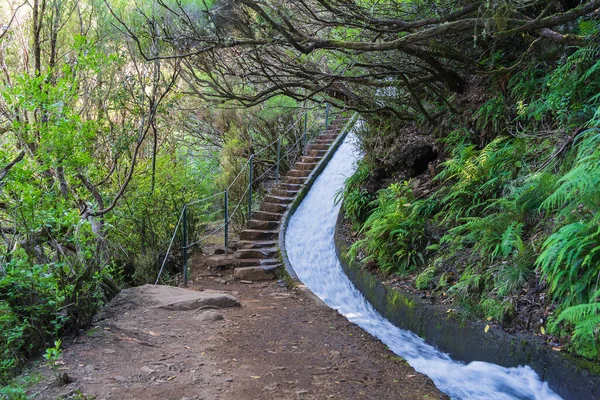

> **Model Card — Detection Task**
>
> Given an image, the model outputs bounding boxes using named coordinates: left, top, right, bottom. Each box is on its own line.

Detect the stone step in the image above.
left=236, top=240, right=278, bottom=249
left=205, top=255, right=238, bottom=269
left=233, top=247, right=279, bottom=259
left=234, top=266, right=276, bottom=281
left=299, top=156, right=321, bottom=163
left=286, top=169, right=311, bottom=178
left=295, top=162, right=318, bottom=171
left=252, top=210, right=283, bottom=221
left=322, top=130, right=340, bottom=136
left=308, top=143, right=330, bottom=151
left=283, top=176, right=306, bottom=185
left=270, top=188, right=299, bottom=197
left=260, top=201, right=288, bottom=213
left=307, top=149, right=327, bottom=158
left=235, top=258, right=274, bottom=267
left=277, top=183, right=303, bottom=191
left=263, top=195, right=294, bottom=205
left=259, top=258, right=280, bottom=266
left=312, top=139, right=334, bottom=145
left=264, top=264, right=283, bottom=274
left=205, top=255, right=267, bottom=269
left=247, top=219, right=280, bottom=230
left=240, top=229, right=279, bottom=241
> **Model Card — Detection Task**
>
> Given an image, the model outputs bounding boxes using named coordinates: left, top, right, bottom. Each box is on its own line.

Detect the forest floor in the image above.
left=23, top=249, right=446, bottom=400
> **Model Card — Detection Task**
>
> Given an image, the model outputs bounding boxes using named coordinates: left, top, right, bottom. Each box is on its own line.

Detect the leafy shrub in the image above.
left=553, top=296, right=600, bottom=359
left=336, top=161, right=373, bottom=228
left=0, top=261, right=66, bottom=382
left=538, top=129, right=600, bottom=308
left=415, top=267, right=436, bottom=290
left=350, top=182, right=434, bottom=274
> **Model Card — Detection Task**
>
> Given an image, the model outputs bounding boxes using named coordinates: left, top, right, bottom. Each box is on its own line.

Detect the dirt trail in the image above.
left=26, top=260, right=446, bottom=400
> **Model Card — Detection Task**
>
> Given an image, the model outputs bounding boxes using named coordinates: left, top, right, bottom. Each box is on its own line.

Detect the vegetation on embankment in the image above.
left=0, top=1, right=321, bottom=385
left=3, top=0, right=600, bottom=392
left=339, top=21, right=600, bottom=361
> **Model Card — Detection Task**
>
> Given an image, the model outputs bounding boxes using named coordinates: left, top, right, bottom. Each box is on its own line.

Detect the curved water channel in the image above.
left=285, top=130, right=562, bottom=400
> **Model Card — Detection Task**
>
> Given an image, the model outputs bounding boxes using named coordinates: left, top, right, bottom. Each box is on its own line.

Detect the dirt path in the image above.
left=26, top=260, right=446, bottom=400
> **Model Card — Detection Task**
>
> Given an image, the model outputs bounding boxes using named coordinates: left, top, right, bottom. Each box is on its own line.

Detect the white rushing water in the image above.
left=285, top=131, right=562, bottom=400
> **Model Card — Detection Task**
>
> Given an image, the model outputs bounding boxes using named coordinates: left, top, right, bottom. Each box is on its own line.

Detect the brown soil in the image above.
left=25, top=251, right=447, bottom=400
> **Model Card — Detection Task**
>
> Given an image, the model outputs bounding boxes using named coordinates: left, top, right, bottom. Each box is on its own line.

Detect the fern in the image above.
left=541, top=128, right=600, bottom=213
left=436, top=137, right=525, bottom=224
left=537, top=216, right=600, bottom=307
left=553, top=289, right=600, bottom=358
left=349, top=182, right=430, bottom=275
left=474, top=93, right=507, bottom=136
left=336, top=161, right=374, bottom=227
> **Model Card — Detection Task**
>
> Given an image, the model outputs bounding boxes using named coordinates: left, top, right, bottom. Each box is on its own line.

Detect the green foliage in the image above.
left=474, top=93, right=508, bottom=136
left=0, top=248, right=118, bottom=382
left=341, top=27, right=600, bottom=347
left=0, top=0, right=222, bottom=382
left=350, top=182, right=434, bottom=274
left=110, top=154, right=218, bottom=284
left=43, top=340, right=62, bottom=381
left=415, top=267, right=436, bottom=290
left=537, top=129, right=600, bottom=309
left=1, top=261, right=64, bottom=382
left=0, top=385, right=28, bottom=400
left=553, top=293, right=600, bottom=359
left=336, top=161, right=373, bottom=228
left=515, top=22, right=600, bottom=129
left=436, top=137, right=526, bottom=223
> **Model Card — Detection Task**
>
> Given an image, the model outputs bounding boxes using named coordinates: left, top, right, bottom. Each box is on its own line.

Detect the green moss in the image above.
left=386, top=291, right=400, bottom=306
left=403, top=296, right=416, bottom=309
left=278, top=267, right=296, bottom=289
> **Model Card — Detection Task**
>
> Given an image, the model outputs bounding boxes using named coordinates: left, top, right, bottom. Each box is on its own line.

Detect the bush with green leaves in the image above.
left=339, top=20, right=600, bottom=358
left=336, top=161, right=373, bottom=229
left=537, top=129, right=600, bottom=357
left=350, top=182, right=437, bottom=274
left=0, top=253, right=113, bottom=382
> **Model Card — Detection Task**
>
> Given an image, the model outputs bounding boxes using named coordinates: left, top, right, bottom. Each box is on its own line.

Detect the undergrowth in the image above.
left=341, top=21, right=600, bottom=359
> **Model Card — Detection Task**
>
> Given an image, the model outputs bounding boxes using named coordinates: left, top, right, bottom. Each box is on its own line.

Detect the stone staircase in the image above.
left=207, top=114, right=350, bottom=281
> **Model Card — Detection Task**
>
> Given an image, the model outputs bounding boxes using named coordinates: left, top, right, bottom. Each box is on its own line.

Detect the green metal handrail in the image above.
left=155, top=102, right=338, bottom=286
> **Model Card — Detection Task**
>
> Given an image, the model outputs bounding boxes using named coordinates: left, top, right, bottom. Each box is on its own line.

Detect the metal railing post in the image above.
left=182, top=205, right=188, bottom=287
left=248, top=154, right=254, bottom=221
left=275, top=138, right=281, bottom=184
left=303, top=111, right=308, bottom=154
left=325, top=103, right=330, bottom=130
left=224, top=190, right=229, bottom=253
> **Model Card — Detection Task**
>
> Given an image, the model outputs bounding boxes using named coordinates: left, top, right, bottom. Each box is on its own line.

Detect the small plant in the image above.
left=349, top=182, right=432, bottom=275
left=0, top=385, right=28, bottom=400
left=415, top=267, right=436, bottom=290
left=43, top=340, right=67, bottom=384
left=474, top=93, right=507, bottom=137
left=552, top=293, right=600, bottom=359
left=336, top=161, right=373, bottom=228
left=0, top=372, right=44, bottom=400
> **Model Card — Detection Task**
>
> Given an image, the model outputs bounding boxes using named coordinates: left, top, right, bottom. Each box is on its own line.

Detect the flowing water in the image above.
left=285, top=131, right=562, bottom=400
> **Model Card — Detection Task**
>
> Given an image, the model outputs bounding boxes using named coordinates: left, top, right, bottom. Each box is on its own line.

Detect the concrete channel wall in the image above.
left=333, top=210, right=600, bottom=400
left=278, top=112, right=600, bottom=399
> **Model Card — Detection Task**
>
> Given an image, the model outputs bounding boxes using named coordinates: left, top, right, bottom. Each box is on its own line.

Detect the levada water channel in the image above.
left=284, top=129, right=561, bottom=400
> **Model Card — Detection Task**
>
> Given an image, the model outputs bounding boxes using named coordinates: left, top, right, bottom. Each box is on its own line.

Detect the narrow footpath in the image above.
left=23, top=115, right=446, bottom=400
left=27, top=273, right=445, bottom=400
